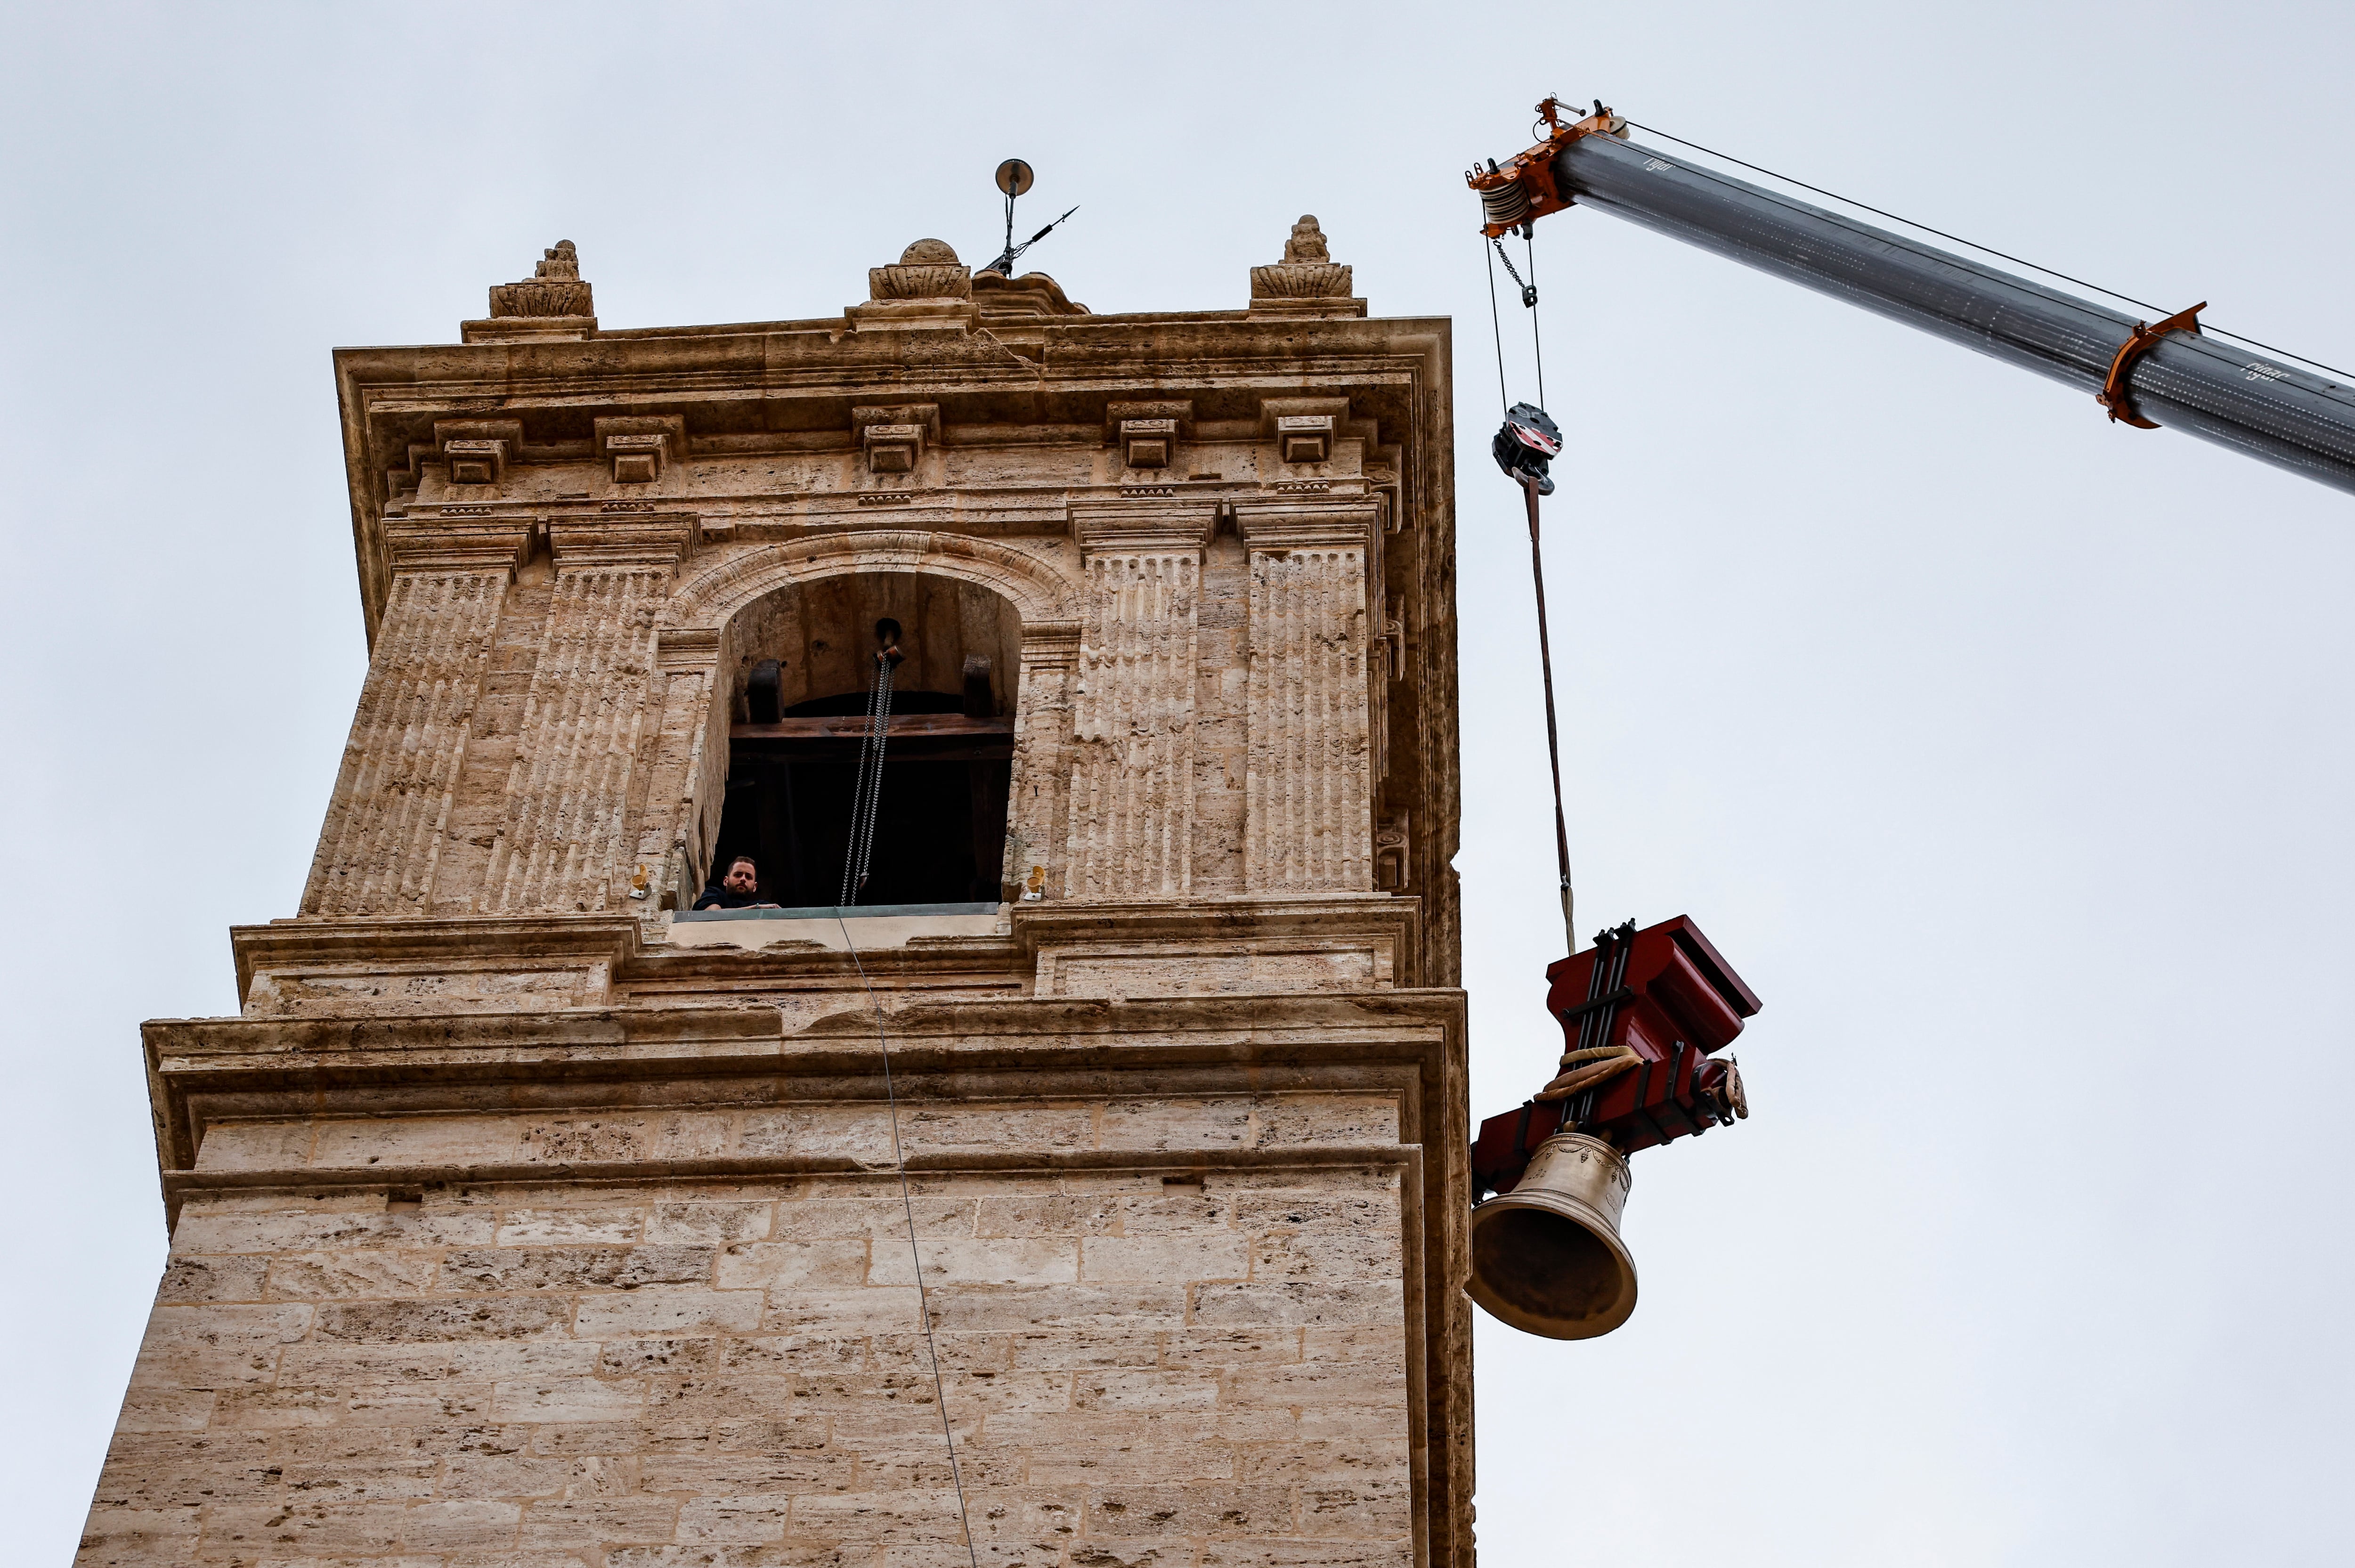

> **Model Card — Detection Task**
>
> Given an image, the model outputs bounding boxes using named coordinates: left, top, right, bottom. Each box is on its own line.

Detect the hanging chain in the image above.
left=1491, top=236, right=1537, bottom=307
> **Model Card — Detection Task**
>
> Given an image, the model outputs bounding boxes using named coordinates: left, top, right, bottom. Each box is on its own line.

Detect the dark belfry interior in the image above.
left=709, top=573, right=1017, bottom=908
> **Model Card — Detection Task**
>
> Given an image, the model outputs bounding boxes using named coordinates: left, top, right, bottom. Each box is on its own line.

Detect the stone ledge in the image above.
left=666, top=903, right=1010, bottom=951
left=162, top=1142, right=1416, bottom=1200
left=231, top=914, right=645, bottom=1006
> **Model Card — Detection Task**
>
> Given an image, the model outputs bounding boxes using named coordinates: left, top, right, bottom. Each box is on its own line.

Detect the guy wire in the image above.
left=833, top=910, right=983, bottom=1568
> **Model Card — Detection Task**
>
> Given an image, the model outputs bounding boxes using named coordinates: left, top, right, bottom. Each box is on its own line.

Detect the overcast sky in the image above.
left=5, top=3, right=2352, bottom=1563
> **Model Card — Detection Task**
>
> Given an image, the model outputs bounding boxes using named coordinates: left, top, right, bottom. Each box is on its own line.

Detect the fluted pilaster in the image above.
left=480, top=516, right=691, bottom=913
left=301, top=519, right=532, bottom=915
left=1240, top=502, right=1380, bottom=893
left=1064, top=505, right=1215, bottom=900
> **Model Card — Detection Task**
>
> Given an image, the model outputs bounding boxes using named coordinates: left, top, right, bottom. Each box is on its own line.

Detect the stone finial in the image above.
left=869, top=238, right=973, bottom=301
left=489, top=240, right=595, bottom=319
left=1249, top=215, right=1362, bottom=317
left=1282, top=216, right=1332, bottom=264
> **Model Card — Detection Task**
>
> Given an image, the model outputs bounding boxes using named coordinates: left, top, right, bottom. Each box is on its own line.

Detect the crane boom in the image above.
left=1475, top=104, right=2355, bottom=496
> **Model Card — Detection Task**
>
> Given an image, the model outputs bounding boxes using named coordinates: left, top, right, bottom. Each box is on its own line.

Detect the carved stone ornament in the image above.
left=1249, top=215, right=1355, bottom=301
left=464, top=240, right=598, bottom=343
left=869, top=238, right=973, bottom=301
left=490, top=240, right=595, bottom=318
left=972, top=269, right=1091, bottom=318
left=850, top=240, right=980, bottom=332
left=1376, top=810, right=1413, bottom=891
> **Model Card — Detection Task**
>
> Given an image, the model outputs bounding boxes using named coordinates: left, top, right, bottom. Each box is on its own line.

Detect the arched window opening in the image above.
left=706, top=572, right=1019, bottom=910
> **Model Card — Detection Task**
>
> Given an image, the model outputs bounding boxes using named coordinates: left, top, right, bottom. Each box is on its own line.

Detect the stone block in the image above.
left=155, top=1253, right=268, bottom=1303
left=1079, top=1233, right=1250, bottom=1282
left=1070, top=1369, right=1220, bottom=1411
left=440, top=1244, right=716, bottom=1293
left=491, top=1375, right=650, bottom=1422
left=1087, top=1483, right=1300, bottom=1538
left=1186, top=1283, right=1404, bottom=1330
left=713, top=1239, right=871, bottom=1291
left=869, top=1237, right=1079, bottom=1288
left=267, top=1250, right=446, bottom=1299
left=677, top=1494, right=794, bottom=1544
left=920, top=1284, right=1188, bottom=1332
left=312, top=1297, right=574, bottom=1342
left=516, top=1495, right=682, bottom=1548
left=1161, top=1327, right=1303, bottom=1367
left=786, top=1488, right=971, bottom=1544
left=496, top=1206, right=650, bottom=1245
left=600, top=1335, right=723, bottom=1374
left=1196, top=1541, right=1411, bottom=1568
left=572, top=1286, right=764, bottom=1337
left=650, top=1201, right=776, bottom=1243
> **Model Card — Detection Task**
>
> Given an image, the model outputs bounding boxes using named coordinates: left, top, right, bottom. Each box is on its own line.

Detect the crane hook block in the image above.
left=1467, top=97, right=1629, bottom=238
left=2097, top=302, right=2206, bottom=429
left=1493, top=403, right=1563, bottom=495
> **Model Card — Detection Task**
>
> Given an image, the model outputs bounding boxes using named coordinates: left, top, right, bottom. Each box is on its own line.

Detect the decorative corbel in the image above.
left=594, top=415, right=688, bottom=484
left=1258, top=397, right=1351, bottom=467
left=1106, top=400, right=1194, bottom=471
left=853, top=404, right=941, bottom=476
left=434, top=419, right=526, bottom=488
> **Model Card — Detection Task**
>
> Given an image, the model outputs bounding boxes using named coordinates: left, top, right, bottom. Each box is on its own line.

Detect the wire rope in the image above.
left=1524, top=231, right=1546, bottom=408
left=840, top=653, right=896, bottom=905
left=1623, top=118, right=2355, bottom=385
left=1483, top=236, right=1510, bottom=414
left=831, top=912, right=983, bottom=1568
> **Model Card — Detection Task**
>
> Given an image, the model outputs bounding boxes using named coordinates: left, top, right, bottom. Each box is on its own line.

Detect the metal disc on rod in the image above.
left=994, top=159, right=1033, bottom=197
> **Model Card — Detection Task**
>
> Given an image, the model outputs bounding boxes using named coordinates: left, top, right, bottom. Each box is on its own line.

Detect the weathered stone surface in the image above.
left=86, top=234, right=1470, bottom=1568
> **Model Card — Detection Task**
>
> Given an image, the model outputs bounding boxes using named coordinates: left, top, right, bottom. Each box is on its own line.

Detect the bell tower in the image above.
left=80, top=223, right=1468, bottom=1567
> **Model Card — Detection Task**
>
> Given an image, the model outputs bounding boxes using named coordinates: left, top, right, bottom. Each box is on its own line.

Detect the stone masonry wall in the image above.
left=85, top=1159, right=1415, bottom=1568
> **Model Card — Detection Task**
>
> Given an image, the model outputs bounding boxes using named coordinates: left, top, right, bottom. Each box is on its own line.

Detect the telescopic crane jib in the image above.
left=1458, top=96, right=2351, bottom=1345
left=1469, top=96, right=2355, bottom=494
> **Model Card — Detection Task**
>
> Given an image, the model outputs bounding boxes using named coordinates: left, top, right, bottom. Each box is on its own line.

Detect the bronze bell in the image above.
left=1466, top=1132, right=1638, bottom=1340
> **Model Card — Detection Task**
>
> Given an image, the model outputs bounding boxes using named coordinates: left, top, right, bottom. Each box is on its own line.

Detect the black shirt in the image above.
left=692, top=882, right=767, bottom=910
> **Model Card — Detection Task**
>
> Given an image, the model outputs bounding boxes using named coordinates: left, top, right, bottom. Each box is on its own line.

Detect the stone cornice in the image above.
left=333, top=315, right=1449, bottom=645
left=140, top=987, right=1466, bottom=1181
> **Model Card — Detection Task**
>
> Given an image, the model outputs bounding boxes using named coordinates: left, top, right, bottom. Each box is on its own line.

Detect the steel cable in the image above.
left=840, top=654, right=895, bottom=905
left=830, top=912, right=982, bottom=1568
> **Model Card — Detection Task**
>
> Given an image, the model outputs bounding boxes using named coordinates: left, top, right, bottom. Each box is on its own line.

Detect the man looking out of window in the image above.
left=693, top=854, right=777, bottom=910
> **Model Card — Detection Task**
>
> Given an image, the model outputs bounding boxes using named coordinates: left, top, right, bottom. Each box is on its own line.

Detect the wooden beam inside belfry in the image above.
left=730, top=715, right=1014, bottom=741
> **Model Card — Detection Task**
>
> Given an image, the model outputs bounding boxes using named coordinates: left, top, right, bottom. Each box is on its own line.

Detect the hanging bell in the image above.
left=1466, top=1132, right=1638, bottom=1340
